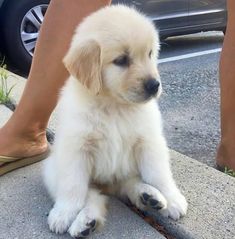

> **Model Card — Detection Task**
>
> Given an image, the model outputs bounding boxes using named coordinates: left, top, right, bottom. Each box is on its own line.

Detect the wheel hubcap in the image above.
left=20, top=4, right=48, bottom=56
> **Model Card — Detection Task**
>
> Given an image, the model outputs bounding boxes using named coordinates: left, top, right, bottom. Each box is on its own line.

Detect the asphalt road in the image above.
left=158, top=31, right=224, bottom=168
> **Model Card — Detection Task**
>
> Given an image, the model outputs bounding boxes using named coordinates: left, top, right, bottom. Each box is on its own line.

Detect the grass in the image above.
left=224, top=167, right=235, bottom=177
left=0, top=61, right=15, bottom=104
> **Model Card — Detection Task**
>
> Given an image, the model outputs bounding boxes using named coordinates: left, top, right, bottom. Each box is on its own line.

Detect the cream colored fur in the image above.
left=43, top=5, right=188, bottom=238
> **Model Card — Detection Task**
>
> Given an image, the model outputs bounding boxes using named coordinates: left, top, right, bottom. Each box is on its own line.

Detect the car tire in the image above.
left=2, top=0, right=49, bottom=74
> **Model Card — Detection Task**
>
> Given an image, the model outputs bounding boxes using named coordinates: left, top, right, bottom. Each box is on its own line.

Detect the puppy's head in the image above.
left=64, top=5, right=161, bottom=103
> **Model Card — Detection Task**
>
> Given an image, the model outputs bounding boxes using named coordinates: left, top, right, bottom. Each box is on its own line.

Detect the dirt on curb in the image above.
left=127, top=202, right=176, bottom=239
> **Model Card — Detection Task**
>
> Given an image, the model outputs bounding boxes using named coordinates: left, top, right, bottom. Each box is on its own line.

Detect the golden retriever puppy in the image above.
left=43, top=5, right=188, bottom=238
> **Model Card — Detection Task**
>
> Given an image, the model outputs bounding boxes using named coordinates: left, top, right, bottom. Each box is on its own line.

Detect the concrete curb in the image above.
left=149, top=150, right=235, bottom=239
left=4, top=70, right=26, bottom=104
left=0, top=105, right=12, bottom=125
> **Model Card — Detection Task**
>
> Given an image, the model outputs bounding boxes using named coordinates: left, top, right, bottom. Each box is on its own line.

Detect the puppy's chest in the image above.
left=91, top=114, right=141, bottom=183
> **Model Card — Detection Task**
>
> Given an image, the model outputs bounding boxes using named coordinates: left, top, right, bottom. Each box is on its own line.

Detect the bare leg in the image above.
left=216, top=0, right=235, bottom=170
left=0, top=0, right=111, bottom=157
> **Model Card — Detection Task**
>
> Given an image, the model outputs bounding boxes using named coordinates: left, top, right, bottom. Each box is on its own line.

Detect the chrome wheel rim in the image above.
left=20, top=4, right=48, bottom=56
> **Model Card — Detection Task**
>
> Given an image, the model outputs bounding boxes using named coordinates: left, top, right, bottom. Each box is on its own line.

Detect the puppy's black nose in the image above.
left=144, top=79, right=160, bottom=96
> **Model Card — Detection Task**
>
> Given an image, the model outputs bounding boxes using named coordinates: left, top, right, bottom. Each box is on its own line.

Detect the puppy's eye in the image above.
left=149, top=50, right=153, bottom=58
left=113, top=55, right=130, bottom=67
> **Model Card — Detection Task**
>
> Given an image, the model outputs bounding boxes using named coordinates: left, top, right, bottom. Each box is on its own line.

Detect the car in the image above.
left=0, top=0, right=227, bottom=74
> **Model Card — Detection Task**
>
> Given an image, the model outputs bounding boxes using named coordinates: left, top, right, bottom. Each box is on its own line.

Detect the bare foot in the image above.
left=0, top=126, right=48, bottom=158
left=216, top=142, right=235, bottom=171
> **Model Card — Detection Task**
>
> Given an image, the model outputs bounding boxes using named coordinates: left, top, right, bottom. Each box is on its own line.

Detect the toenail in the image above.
left=140, top=196, right=148, bottom=205
left=88, top=219, right=96, bottom=228
left=153, top=205, right=163, bottom=210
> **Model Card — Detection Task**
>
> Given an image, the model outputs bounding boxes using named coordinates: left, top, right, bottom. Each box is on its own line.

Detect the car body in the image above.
left=0, top=0, right=227, bottom=73
left=113, top=0, right=227, bottom=38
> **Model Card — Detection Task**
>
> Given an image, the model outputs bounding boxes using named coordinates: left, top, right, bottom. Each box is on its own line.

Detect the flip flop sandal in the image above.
left=0, top=146, right=50, bottom=176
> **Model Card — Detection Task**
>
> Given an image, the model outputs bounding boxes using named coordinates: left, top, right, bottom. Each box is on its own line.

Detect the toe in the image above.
left=87, top=219, right=96, bottom=229
left=149, top=198, right=159, bottom=207
left=81, top=228, right=90, bottom=237
left=142, top=193, right=151, bottom=201
left=140, top=193, right=165, bottom=210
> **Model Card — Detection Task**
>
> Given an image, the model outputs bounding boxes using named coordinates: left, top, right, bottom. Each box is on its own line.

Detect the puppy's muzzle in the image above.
left=144, top=78, right=160, bottom=96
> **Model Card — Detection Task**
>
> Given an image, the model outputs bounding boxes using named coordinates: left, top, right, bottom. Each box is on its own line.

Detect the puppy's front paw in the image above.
left=140, top=192, right=166, bottom=210
left=48, top=206, right=77, bottom=234
left=132, top=183, right=167, bottom=211
left=69, top=218, right=97, bottom=238
left=161, top=191, right=188, bottom=220
left=68, top=207, right=106, bottom=238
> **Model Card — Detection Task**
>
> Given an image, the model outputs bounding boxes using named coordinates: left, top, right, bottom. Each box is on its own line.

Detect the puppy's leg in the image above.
left=47, top=151, right=90, bottom=234
left=68, top=188, right=108, bottom=238
left=137, top=138, right=188, bottom=220
left=119, top=177, right=167, bottom=211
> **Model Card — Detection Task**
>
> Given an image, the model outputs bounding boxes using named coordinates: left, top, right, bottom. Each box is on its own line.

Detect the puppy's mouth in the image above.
left=118, top=87, right=161, bottom=104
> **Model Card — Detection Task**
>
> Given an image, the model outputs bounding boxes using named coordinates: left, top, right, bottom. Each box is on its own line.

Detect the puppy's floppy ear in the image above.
left=63, top=39, right=102, bottom=95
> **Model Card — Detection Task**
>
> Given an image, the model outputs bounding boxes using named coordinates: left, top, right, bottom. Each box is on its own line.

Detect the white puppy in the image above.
left=43, top=5, right=187, bottom=238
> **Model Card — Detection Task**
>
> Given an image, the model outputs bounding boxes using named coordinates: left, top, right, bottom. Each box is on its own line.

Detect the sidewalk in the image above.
left=0, top=71, right=235, bottom=239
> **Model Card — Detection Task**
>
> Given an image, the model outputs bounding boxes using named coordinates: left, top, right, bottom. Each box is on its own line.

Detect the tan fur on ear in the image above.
left=63, top=40, right=102, bottom=95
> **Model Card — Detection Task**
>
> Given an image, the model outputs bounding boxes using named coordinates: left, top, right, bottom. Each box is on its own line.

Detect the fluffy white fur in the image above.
left=43, top=5, right=188, bottom=238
